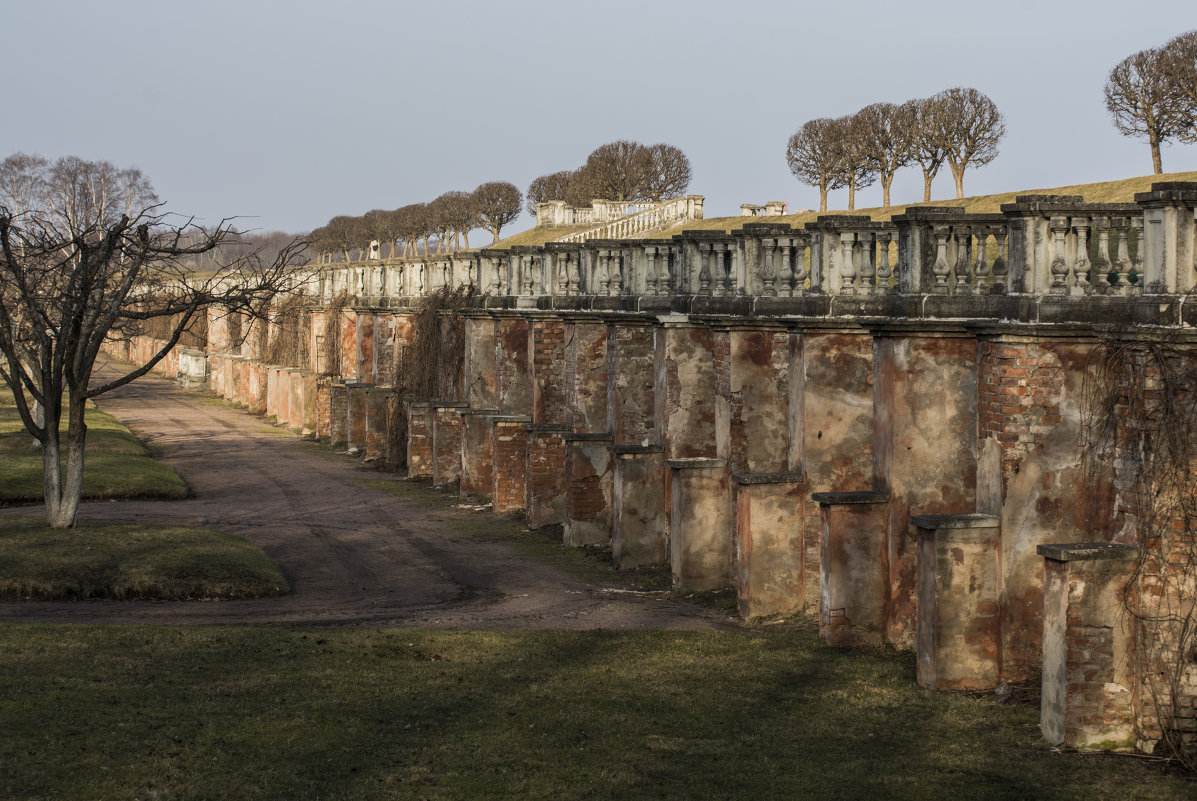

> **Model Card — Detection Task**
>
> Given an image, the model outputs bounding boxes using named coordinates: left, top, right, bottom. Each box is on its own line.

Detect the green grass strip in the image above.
left=0, top=625, right=1190, bottom=800
left=0, top=517, right=289, bottom=600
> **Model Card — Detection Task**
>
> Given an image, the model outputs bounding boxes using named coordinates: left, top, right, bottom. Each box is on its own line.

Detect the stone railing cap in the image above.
left=609, top=444, right=665, bottom=455
left=732, top=471, right=805, bottom=485
left=563, top=432, right=614, bottom=443
left=1036, top=542, right=1138, bottom=561
left=431, top=400, right=470, bottom=409
left=811, top=490, right=888, bottom=505
left=490, top=415, right=533, bottom=423
left=457, top=407, right=500, bottom=416
left=522, top=423, right=574, bottom=432
left=665, top=457, right=728, bottom=469
left=910, top=513, right=1000, bottom=529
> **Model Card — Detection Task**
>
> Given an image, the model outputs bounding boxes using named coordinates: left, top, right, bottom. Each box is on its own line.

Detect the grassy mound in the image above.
left=0, top=393, right=187, bottom=503
left=0, top=517, right=289, bottom=600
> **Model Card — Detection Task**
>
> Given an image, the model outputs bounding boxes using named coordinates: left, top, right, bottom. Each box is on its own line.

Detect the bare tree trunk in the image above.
left=819, top=184, right=828, bottom=213
left=847, top=181, right=856, bottom=211
left=922, top=169, right=934, bottom=203
left=951, top=162, right=965, bottom=199
left=462, top=231, right=470, bottom=250
left=882, top=176, right=893, bottom=208
left=1151, top=136, right=1164, bottom=174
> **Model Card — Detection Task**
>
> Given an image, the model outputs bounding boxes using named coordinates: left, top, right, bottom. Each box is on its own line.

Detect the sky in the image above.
left=3, top=0, right=1196, bottom=236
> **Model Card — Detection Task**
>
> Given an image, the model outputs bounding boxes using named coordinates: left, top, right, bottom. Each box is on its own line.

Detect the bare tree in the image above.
left=0, top=154, right=307, bottom=528
left=838, top=114, right=877, bottom=211
left=851, top=102, right=914, bottom=208
left=1105, top=46, right=1188, bottom=175
left=526, top=170, right=576, bottom=217
left=641, top=143, right=692, bottom=201
left=430, top=191, right=477, bottom=252
left=581, top=140, right=651, bottom=202
left=905, top=96, right=950, bottom=203
left=1163, top=30, right=1197, bottom=142
left=786, top=117, right=846, bottom=212
left=472, top=181, right=522, bottom=243
left=932, top=87, right=1005, bottom=199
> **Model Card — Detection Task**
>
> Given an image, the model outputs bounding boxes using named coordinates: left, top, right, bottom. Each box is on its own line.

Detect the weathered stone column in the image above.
left=734, top=472, right=806, bottom=618
left=668, top=457, right=733, bottom=591
left=525, top=423, right=572, bottom=527
left=315, top=377, right=333, bottom=442
left=431, top=401, right=468, bottom=486
left=347, top=383, right=370, bottom=454
left=1039, top=542, right=1137, bottom=750
left=612, top=445, right=668, bottom=569
left=329, top=382, right=349, bottom=449
left=459, top=407, right=499, bottom=497
left=405, top=400, right=433, bottom=478
left=912, top=513, right=1001, bottom=690
left=564, top=433, right=614, bottom=547
left=491, top=416, right=532, bottom=514
left=364, top=386, right=392, bottom=460
left=813, top=491, right=890, bottom=646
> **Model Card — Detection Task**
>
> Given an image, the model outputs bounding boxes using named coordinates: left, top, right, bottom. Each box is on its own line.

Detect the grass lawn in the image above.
left=0, top=517, right=289, bottom=600
left=0, top=393, right=187, bottom=504
left=0, top=624, right=1191, bottom=801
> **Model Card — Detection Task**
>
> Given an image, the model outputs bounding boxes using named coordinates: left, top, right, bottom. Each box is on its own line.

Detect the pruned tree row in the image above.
left=525, top=140, right=692, bottom=217
left=1105, top=30, right=1197, bottom=174
left=786, top=88, right=1005, bottom=211
left=308, top=181, right=524, bottom=264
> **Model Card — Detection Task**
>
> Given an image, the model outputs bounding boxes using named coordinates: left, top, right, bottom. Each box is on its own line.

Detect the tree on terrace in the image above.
left=526, top=170, right=577, bottom=217
left=0, top=153, right=307, bottom=528
left=582, top=140, right=650, bottom=202
left=851, top=102, right=914, bottom=208
left=1163, top=30, right=1197, bottom=142
left=1106, top=42, right=1192, bottom=174
left=641, top=143, right=692, bottom=202
left=785, top=117, right=846, bottom=212
left=932, top=87, right=1005, bottom=199
left=838, top=114, right=877, bottom=211
left=472, top=181, right=522, bottom=243
left=904, top=96, right=950, bottom=202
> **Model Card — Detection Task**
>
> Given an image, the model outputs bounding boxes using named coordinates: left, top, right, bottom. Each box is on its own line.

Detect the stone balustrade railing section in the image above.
left=311, top=183, right=1197, bottom=321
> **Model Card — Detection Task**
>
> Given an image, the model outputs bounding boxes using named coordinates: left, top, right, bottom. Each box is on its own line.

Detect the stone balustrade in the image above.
left=306, top=183, right=1197, bottom=327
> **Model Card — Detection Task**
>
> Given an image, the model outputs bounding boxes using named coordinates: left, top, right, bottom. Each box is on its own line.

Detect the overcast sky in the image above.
left=3, top=0, right=1196, bottom=235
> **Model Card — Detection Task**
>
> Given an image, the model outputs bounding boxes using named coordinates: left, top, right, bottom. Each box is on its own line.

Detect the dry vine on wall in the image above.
left=1082, top=336, right=1197, bottom=769
left=388, top=285, right=474, bottom=468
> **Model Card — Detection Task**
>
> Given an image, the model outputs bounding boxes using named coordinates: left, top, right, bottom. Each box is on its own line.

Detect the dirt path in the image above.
left=0, top=359, right=740, bottom=630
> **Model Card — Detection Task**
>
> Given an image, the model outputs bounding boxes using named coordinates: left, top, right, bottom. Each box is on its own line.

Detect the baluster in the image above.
left=1093, top=217, right=1113, bottom=293
left=718, top=243, right=733, bottom=297
left=953, top=228, right=970, bottom=295
left=661, top=247, right=674, bottom=295
left=1130, top=216, right=1144, bottom=295
left=416, top=263, right=426, bottom=296
left=642, top=247, right=657, bottom=297
left=991, top=227, right=1008, bottom=294
left=567, top=252, right=580, bottom=296
left=761, top=238, right=777, bottom=296
left=698, top=243, right=713, bottom=296
left=526, top=255, right=539, bottom=296
left=932, top=226, right=950, bottom=294
left=1114, top=218, right=1131, bottom=295
left=611, top=250, right=624, bottom=295
left=597, top=250, right=611, bottom=296
left=1073, top=216, right=1091, bottom=294
left=860, top=232, right=876, bottom=295
left=839, top=232, right=857, bottom=295
left=1049, top=216, right=1070, bottom=295
left=778, top=238, right=794, bottom=297
left=972, top=227, right=990, bottom=295
left=876, top=231, right=893, bottom=294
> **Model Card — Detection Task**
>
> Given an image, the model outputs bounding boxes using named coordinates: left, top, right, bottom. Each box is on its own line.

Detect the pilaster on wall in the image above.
left=668, top=457, right=733, bottom=591
left=914, top=514, right=1002, bottom=690
left=496, top=314, right=532, bottom=415
left=365, top=387, right=394, bottom=461
left=978, top=334, right=1108, bottom=681
left=734, top=472, right=806, bottom=618
left=459, top=408, right=498, bottom=497
left=463, top=313, right=498, bottom=410
left=610, top=317, right=657, bottom=446
left=874, top=331, right=978, bottom=649
left=529, top=316, right=568, bottom=425
left=612, top=446, right=668, bottom=569
left=798, top=329, right=875, bottom=610
left=656, top=317, right=724, bottom=459
left=329, top=382, right=349, bottom=448
left=406, top=401, right=433, bottom=478
left=492, top=416, right=532, bottom=514
left=564, top=316, right=609, bottom=433
left=564, top=433, right=614, bottom=546
left=1039, top=543, right=1137, bottom=751
left=525, top=424, right=572, bottom=527
left=814, top=491, right=890, bottom=646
